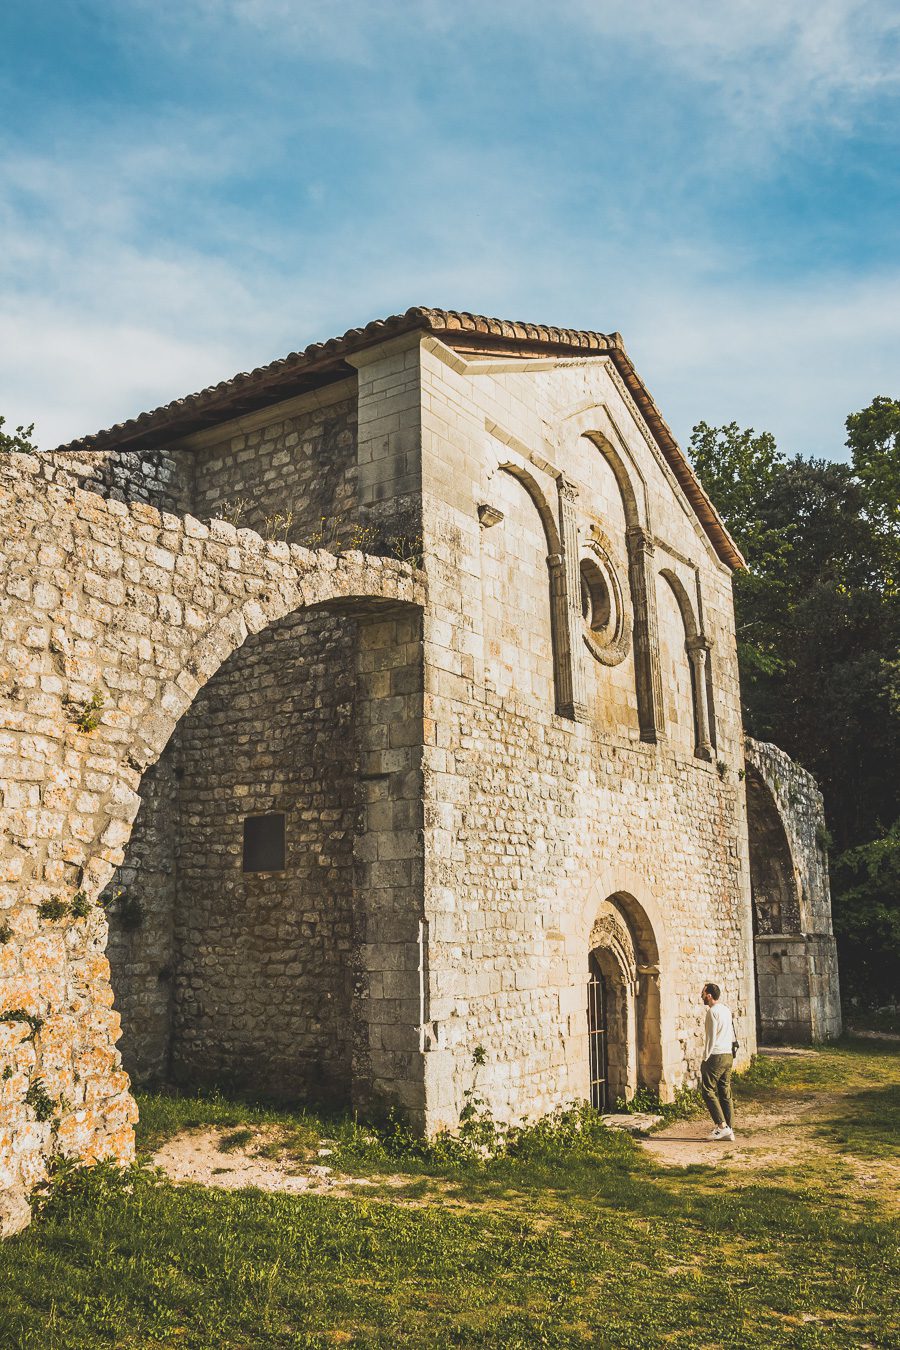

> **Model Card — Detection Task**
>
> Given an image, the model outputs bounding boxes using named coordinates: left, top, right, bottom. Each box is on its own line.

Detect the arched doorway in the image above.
left=587, top=893, right=662, bottom=1105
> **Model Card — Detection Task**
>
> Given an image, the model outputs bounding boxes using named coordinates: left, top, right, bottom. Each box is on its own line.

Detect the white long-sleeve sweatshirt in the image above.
left=704, top=1001, right=735, bottom=1059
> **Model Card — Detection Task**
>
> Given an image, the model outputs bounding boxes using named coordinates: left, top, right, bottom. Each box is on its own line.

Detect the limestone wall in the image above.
left=412, top=337, right=756, bottom=1127
left=36, top=450, right=193, bottom=515
left=172, top=608, right=360, bottom=1099
left=0, top=449, right=423, bottom=1235
left=187, top=382, right=360, bottom=547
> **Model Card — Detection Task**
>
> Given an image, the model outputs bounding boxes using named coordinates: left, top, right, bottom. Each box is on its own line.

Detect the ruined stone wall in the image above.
left=101, top=387, right=363, bottom=1092
left=0, top=449, right=423, bottom=1235
left=171, top=608, right=359, bottom=1100
left=187, top=383, right=359, bottom=546
left=745, top=738, right=834, bottom=935
left=413, top=339, right=756, bottom=1128
left=745, top=737, right=842, bottom=1043
left=37, top=450, right=193, bottom=515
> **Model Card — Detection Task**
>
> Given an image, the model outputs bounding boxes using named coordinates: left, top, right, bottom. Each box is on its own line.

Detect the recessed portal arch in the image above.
left=587, top=891, right=663, bottom=1104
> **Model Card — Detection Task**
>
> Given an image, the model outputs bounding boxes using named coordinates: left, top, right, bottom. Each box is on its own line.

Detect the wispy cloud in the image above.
left=0, top=2, right=897, bottom=454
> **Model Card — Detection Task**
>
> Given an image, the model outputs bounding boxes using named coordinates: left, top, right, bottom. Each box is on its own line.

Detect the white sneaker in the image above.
left=708, top=1127, right=723, bottom=1139
left=714, top=1125, right=735, bottom=1141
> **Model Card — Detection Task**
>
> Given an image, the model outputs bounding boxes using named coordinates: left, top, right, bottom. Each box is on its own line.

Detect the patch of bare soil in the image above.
left=641, top=1061, right=900, bottom=1209
left=153, top=1127, right=383, bottom=1197
left=640, top=1101, right=821, bottom=1172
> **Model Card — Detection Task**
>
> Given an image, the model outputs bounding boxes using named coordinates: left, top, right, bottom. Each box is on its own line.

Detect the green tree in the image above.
left=689, top=408, right=900, bottom=1003
left=832, top=824, right=900, bottom=1006
left=0, top=417, right=38, bottom=454
left=846, top=394, right=900, bottom=531
left=689, top=422, right=794, bottom=679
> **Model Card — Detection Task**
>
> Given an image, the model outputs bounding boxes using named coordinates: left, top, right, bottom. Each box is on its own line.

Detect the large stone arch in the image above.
left=744, top=738, right=842, bottom=1045
left=744, top=763, right=802, bottom=939
left=0, top=454, right=426, bottom=1233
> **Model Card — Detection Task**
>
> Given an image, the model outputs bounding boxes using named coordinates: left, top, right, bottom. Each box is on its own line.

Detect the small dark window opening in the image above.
left=242, top=814, right=286, bottom=872
left=580, top=558, right=612, bottom=634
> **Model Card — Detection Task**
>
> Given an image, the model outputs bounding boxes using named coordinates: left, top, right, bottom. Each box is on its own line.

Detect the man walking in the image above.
left=700, top=982, right=736, bottom=1141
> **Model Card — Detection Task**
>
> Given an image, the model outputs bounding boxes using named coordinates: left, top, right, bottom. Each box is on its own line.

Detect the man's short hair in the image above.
left=703, top=982, right=721, bottom=1000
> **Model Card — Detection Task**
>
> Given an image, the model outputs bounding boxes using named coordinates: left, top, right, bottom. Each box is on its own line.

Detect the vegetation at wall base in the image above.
left=1, top=1043, right=897, bottom=1349
left=689, top=398, right=900, bottom=1005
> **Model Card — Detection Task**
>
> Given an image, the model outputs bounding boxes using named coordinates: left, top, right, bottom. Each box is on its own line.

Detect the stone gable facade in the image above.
left=0, top=309, right=840, bottom=1236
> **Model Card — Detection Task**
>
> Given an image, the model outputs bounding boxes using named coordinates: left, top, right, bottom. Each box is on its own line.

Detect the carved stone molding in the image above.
left=477, top=503, right=504, bottom=528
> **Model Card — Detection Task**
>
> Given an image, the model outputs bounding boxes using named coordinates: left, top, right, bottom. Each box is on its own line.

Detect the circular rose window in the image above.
left=579, top=537, right=631, bottom=666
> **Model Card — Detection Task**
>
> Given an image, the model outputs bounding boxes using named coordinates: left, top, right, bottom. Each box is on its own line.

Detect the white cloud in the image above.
left=1, top=4, right=897, bottom=455
left=623, top=267, right=900, bottom=457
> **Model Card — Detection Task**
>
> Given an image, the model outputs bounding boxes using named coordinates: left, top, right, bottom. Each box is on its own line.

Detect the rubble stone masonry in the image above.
left=0, top=323, right=841, bottom=1236
left=0, top=445, right=423, bottom=1235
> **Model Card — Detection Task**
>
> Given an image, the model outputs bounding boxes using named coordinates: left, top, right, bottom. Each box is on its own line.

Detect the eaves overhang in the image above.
left=50, top=306, right=745, bottom=571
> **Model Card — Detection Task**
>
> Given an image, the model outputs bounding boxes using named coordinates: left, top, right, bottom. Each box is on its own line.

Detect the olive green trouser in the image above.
left=701, top=1054, right=734, bottom=1128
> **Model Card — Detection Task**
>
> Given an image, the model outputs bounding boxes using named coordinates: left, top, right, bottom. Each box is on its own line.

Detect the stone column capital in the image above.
left=625, top=524, right=655, bottom=554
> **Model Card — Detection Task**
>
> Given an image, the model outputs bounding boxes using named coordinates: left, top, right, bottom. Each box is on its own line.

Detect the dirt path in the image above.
left=641, top=1047, right=899, bottom=1209
left=152, top=1047, right=898, bottom=1209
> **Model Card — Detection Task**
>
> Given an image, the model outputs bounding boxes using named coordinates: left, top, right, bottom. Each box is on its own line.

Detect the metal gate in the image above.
left=587, top=952, right=609, bottom=1111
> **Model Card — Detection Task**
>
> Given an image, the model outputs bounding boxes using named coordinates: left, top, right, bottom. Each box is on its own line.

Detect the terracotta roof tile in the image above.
left=50, top=306, right=743, bottom=569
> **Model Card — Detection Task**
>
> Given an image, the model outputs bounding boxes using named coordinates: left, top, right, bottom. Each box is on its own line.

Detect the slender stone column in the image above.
left=686, top=635, right=713, bottom=760
left=555, top=477, right=588, bottom=720
left=625, top=525, right=665, bottom=743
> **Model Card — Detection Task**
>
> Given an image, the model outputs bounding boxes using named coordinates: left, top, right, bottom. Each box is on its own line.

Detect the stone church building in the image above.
left=0, top=308, right=840, bottom=1234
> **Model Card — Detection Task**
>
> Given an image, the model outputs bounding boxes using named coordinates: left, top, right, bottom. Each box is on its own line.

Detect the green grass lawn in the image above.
left=0, top=1041, right=897, bottom=1349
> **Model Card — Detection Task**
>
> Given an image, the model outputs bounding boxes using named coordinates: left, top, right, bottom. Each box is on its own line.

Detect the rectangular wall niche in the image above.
left=242, top=813, right=286, bottom=873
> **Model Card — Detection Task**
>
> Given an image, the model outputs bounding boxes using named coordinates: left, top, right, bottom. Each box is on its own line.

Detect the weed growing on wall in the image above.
left=0, top=1010, right=43, bottom=1041
left=23, top=1078, right=56, bottom=1123
left=68, top=689, right=105, bottom=734
left=69, top=891, right=92, bottom=919
left=388, top=533, right=424, bottom=568
left=0, top=921, right=11, bottom=943
left=303, top=515, right=423, bottom=566
left=37, top=897, right=69, bottom=921
left=263, top=509, right=296, bottom=542
left=217, top=497, right=251, bottom=530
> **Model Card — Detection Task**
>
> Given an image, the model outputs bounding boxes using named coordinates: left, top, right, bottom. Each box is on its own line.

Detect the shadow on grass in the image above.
left=815, top=1081, right=900, bottom=1157
left=1, top=1145, right=897, bottom=1350
left=5, top=1040, right=900, bottom=1347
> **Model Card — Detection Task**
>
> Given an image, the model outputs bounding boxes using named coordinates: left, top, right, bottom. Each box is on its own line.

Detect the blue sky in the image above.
left=1, top=1, right=898, bottom=457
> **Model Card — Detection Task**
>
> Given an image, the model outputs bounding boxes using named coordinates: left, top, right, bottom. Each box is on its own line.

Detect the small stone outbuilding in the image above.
left=0, top=308, right=841, bottom=1235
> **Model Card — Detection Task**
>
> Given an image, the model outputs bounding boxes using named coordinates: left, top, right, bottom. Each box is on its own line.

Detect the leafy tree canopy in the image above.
left=689, top=402, right=900, bottom=1002
left=846, top=394, right=900, bottom=530
left=0, top=417, right=38, bottom=454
